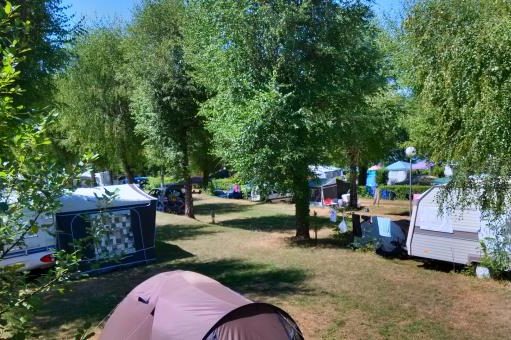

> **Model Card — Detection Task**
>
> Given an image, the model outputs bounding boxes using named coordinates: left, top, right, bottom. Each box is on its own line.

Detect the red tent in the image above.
left=100, top=270, right=303, bottom=340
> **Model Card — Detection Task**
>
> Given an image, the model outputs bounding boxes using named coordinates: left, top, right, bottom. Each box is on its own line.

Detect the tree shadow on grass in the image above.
left=286, top=232, right=354, bottom=249
left=172, top=258, right=308, bottom=297
left=155, top=240, right=195, bottom=263
left=193, top=202, right=252, bottom=215
left=219, top=214, right=332, bottom=232
left=32, top=257, right=307, bottom=337
left=157, top=223, right=221, bottom=242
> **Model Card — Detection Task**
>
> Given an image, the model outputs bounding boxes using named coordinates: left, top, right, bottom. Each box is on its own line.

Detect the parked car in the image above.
left=149, top=184, right=186, bottom=215
left=213, top=189, right=228, bottom=198
left=0, top=207, right=56, bottom=271
left=118, top=176, right=149, bottom=189
left=227, top=189, right=243, bottom=199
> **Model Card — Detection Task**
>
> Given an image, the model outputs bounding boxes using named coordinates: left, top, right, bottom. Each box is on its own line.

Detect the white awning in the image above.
left=59, top=184, right=155, bottom=213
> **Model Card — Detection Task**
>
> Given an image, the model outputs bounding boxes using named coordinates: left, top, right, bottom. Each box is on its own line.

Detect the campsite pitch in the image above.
left=34, top=195, right=511, bottom=339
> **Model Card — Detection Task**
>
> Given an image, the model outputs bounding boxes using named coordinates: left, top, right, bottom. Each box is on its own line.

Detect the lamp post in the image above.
left=405, top=146, right=416, bottom=216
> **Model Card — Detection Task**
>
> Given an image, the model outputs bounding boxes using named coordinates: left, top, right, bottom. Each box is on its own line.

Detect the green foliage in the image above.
left=185, top=0, right=383, bottom=237
left=128, top=0, right=208, bottom=172
left=127, top=0, right=211, bottom=216
left=479, top=235, right=511, bottom=279
left=56, top=26, right=143, bottom=180
left=379, top=185, right=431, bottom=200
left=358, top=185, right=430, bottom=200
left=10, top=0, right=81, bottom=108
left=430, top=165, right=444, bottom=178
left=210, top=178, right=239, bottom=191
left=357, top=186, right=373, bottom=198
left=0, top=4, right=112, bottom=337
left=376, top=169, right=388, bottom=186
left=399, top=0, right=511, bottom=268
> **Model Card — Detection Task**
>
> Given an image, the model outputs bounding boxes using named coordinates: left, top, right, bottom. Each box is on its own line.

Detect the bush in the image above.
left=376, top=169, right=388, bottom=186
left=210, top=177, right=239, bottom=190
left=479, top=240, right=511, bottom=279
left=430, top=165, right=445, bottom=178
left=358, top=185, right=431, bottom=200
left=357, top=186, right=373, bottom=198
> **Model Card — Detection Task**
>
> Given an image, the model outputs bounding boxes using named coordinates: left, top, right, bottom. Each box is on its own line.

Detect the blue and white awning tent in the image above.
left=385, top=161, right=411, bottom=171
left=56, top=184, right=157, bottom=274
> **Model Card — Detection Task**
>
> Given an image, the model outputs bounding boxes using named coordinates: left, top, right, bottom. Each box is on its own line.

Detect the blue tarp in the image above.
left=386, top=161, right=410, bottom=171
left=432, top=177, right=451, bottom=185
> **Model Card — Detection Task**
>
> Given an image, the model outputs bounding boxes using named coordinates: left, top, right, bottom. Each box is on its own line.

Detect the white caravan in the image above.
left=407, top=186, right=510, bottom=264
left=1, top=212, right=56, bottom=271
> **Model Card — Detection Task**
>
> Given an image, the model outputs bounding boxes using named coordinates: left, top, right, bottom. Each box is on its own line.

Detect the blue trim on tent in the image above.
left=3, top=245, right=55, bottom=259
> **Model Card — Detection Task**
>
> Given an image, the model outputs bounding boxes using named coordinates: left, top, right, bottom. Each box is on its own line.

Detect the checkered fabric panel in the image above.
left=93, top=210, right=135, bottom=259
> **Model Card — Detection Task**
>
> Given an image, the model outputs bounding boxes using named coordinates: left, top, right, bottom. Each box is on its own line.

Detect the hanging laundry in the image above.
left=377, top=216, right=392, bottom=237
left=329, top=208, right=337, bottom=223
left=338, top=218, right=347, bottom=233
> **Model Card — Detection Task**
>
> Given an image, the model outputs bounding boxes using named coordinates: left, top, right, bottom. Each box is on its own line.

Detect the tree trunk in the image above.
left=202, top=168, right=210, bottom=190
left=90, top=166, right=97, bottom=187
left=184, top=174, right=194, bottom=218
left=182, top=144, right=194, bottom=218
left=358, top=165, right=367, bottom=186
left=122, top=161, right=135, bottom=184
left=293, top=172, right=310, bottom=240
left=349, top=163, right=358, bottom=208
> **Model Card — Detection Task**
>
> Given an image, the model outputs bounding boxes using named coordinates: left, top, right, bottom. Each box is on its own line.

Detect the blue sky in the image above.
left=63, top=0, right=403, bottom=24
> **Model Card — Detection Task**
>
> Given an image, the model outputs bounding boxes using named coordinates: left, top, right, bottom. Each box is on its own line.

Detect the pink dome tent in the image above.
left=100, top=270, right=303, bottom=340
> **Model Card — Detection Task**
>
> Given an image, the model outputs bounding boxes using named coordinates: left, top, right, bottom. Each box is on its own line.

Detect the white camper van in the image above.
left=0, top=212, right=56, bottom=271
left=1, top=184, right=156, bottom=271
left=406, top=186, right=508, bottom=265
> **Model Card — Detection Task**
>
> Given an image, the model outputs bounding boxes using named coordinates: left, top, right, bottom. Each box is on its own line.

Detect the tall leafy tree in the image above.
left=57, top=27, right=143, bottom=183
left=12, top=0, right=80, bottom=108
left=399, top=0, right=511, bottom=272
left=128, top=0, right=208, bottom=218
left=400, top=0, right=511, bottom=209
left=186, top=0, right=382, bottom=238
left=0, top=3, right=92, bottom=336
left=333, top=89, right=408, bottom=207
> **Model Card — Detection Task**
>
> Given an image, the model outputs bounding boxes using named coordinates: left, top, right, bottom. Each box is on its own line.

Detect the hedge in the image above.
left=357, top=186, right=373, bottom=198
left=380, top=185, right=431, bottom=199
left=358, top=185, right=431, bottom=200
left=210, top=177, right=239, bottom=191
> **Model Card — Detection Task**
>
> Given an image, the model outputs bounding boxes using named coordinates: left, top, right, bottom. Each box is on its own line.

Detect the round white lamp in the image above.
left=405, top=146, right=417, bottom=158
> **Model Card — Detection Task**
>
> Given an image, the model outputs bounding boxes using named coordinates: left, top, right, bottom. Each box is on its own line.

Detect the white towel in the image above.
left=329, top=209, right=337, bottom=223
left=338, top=218, right=347, bottom=233
left=377, top=217, right=392, bottom=237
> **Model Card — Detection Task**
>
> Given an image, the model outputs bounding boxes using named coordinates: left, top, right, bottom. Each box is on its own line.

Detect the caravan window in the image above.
left=416, top=204, right=453, bottom=233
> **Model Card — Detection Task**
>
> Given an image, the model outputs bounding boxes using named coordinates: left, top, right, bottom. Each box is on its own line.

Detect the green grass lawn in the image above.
left=33, top=195, right=511, bottom=339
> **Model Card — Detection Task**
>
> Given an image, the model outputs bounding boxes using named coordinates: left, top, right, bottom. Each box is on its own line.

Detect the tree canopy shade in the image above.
left=128, top=0, right=210, bottom=217
left=56, top=27, right=143, bottom=183
left=185, top=0, right=383, bottom=238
